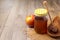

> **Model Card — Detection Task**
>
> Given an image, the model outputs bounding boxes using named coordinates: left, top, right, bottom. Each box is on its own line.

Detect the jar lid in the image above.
left=34, top=8, right=48, bottom=16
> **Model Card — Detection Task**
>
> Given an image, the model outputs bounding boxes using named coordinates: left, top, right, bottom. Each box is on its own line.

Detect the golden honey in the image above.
left=34, top=8, right=48, bottom=34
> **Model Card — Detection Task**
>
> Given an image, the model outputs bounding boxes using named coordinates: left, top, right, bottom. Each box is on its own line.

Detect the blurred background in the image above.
left=0, top=0, right=60, bottom=40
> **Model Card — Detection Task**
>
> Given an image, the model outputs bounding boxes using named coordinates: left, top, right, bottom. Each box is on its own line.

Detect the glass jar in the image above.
left=34, top=8, right=48, bottom=34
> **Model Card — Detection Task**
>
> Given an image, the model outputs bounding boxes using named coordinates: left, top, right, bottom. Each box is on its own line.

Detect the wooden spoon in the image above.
left=43, top=1, right=60, bottom=37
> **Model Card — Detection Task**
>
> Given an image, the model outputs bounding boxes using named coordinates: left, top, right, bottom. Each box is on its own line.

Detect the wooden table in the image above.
left=27, top=28, right=56, bottom=40
left=0, top=0, right=60, bottom=40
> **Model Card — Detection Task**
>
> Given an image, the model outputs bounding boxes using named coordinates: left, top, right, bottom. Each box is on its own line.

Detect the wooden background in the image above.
left=0, top=0, right=60, bottom=40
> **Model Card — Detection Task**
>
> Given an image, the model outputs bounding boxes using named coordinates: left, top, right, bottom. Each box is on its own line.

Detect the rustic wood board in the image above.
left=27, top=28, right=56, bottom=40
left=27, top=27, right=60, bottom=40
left=0, top=0, right=60, bottom=40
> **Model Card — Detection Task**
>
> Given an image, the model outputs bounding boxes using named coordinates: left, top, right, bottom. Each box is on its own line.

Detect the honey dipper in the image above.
left=43, top=1, right=60, bottom=37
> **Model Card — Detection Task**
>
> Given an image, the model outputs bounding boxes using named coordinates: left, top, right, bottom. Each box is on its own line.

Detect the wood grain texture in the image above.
left=0, top=0, right=60, bottom=40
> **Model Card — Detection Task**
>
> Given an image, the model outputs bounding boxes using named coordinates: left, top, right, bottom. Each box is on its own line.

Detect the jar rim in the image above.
left=34, top=8, right=48, bottom=16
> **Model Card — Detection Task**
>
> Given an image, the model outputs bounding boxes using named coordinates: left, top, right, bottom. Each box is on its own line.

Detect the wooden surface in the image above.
left=27, top=28, right=56, bottom=40
left=0, top=0, right=60, bottom=40
left=0, top=0, right=27, bottom=40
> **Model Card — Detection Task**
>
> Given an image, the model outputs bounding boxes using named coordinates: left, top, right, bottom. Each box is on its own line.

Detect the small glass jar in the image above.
left=34, top=8, right=48, bottom=34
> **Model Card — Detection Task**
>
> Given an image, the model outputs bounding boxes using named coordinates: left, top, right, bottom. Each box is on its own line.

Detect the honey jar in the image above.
left=34, top=8, right=48, bottom=34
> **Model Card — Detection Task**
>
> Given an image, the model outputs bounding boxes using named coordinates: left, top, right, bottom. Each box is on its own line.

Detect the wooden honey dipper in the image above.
left=43, top=1, right=58, bottom=35
left=43, top=1, right=53, bottom=24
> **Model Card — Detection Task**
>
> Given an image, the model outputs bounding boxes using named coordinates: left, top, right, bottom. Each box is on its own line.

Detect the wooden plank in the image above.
left=0, top=0, right=60, bottom=40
